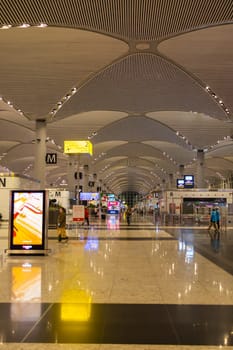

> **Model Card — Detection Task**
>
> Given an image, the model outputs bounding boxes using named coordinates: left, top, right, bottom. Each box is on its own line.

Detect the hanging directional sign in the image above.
left=64, top=140, right=93, bottom=156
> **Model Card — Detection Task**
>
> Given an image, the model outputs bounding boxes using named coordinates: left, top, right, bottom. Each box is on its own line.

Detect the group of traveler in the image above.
left=57, top=204, right=220, bottom=241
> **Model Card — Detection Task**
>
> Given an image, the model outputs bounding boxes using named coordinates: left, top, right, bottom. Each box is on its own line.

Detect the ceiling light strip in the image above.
left=205, top=86, right=231, bottom=118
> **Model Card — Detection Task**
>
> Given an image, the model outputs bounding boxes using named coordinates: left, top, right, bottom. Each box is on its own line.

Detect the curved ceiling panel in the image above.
left=143, top=141, right=195, bottom=165
left=93, top=116, right=188, bottom=148
left=0, top=141, right=19, bottom=157
left=205, top=157, right=233, bottom=169
left=93, top=141, right=128, bottom=156
left=100, top=159, right=162, bottom=182
left=158, top=25, right=233, bottom=118
left=139, top=156, right=176, bottom=176
left=0, top=99, right=33, bottom=127
left=1, top=0, right=232, bottom=40
left=2, top=144, right=36, bottom=162
left=100, top=142, right=164, bottom=159
left=2, top=156, right=35, bottom=174
left=0, top=120, right=34, bottom=142
left=106, top=167, right=155, bottom=190
left=0, top=27, right=128, bottom=119
left=207, top=142, right=233, bottom=157
left=56, top=53, right=226, bottom=119
left=48, top=111, right=128, bottom=146
left=147, top=111, right=231, bottom=149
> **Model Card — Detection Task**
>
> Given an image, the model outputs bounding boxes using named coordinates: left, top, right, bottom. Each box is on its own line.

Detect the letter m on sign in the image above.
left=46, top=153, right=57, bottom=164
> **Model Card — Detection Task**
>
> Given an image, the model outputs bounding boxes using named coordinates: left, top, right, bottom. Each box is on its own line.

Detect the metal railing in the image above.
left=160, top=213, right=228, bottom=233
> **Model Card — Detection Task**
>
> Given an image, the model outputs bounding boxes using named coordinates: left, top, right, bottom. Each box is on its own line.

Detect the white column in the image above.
left=98, top=179, right=103, bottom=193
left=93, top=173, right=97, bottom=192
left=196, top=149, right=205, bottom=188
left=179, top=164, right=184, bottom=177
left=169, top=173, right=174, bottom=189
left=161, top=178, right=166, bottom=191
left=67, top=155, right=77, bottom=204
left=34, top=119, right=46, bottom=189
left=83, top=164, right=89, bottom=192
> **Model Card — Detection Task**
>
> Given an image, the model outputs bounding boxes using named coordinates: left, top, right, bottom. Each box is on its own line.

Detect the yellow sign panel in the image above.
left=64, top=140, right=93, bottom=155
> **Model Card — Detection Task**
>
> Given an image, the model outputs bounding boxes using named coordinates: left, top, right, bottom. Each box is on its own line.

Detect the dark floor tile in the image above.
left=22, top=304, right=233, bottom=345
left=0, top=303, right=51, bottom=342
left=21, top=303, right=178, bottom=344
left=1, top=303, right=233, bottom=345
left=167, top=304, right=233, bottom=346
left=102, top=304, right=178, bottom=344
left=24, top=303, right=105, bottom=343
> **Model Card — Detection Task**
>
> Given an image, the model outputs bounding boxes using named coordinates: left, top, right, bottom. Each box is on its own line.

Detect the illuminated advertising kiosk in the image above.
left=107, top=201, right=120, bottom=214
left=6, top=190, right=50, bottom=255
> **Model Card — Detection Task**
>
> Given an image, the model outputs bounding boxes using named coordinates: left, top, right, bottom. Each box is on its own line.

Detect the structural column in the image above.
left=98, top=179, right=103, bottom=193
left=196, top=149, right=205, bottom=188
left=179, top=164, right=184, bottom=178
left=93, top=173, right=97, bottom=192
left=34, top=119, right=46, bottom=189
left=67, top=155, right=77, bottom=205
left=169, top=173, right=174, bottom=189
left=161, top=179, right=166, bottom=191
left=83, top=164, right=89, bottom=192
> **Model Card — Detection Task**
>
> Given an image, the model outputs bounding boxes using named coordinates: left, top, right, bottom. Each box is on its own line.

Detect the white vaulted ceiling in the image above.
left=0, top=0, right=233, bottom=194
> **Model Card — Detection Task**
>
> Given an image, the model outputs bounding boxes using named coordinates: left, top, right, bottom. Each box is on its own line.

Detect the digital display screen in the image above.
left=107, top=201, right=120, bottom=214
left=107, top=193, right=115, bottom=200
left=177, top=179, right=184, bottom=189
left=184, top=175, right=194, bottom=188
left=80, top=192, right=100, bottom=201
left=10, top=191, right=47, bottom=250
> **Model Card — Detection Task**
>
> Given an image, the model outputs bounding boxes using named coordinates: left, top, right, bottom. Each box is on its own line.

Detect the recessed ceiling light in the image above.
left=38, top=23, right=48, bottom=28
left=1, top=24, right=12, bottom=29
left=18, top=23, right=30, bottom=28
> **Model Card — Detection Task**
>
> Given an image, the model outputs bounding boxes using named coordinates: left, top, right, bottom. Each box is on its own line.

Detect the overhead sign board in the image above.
left=64, top=141, right=93, bottom=156
left=80, top=192, right=100, bottom=201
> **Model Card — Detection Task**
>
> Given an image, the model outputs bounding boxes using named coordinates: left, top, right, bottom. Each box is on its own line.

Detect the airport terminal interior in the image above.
left=0, top=0, right=233, bottom=349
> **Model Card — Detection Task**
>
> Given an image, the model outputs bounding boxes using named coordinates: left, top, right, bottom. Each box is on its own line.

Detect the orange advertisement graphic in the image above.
left=12, top=192, right=43, bottom=245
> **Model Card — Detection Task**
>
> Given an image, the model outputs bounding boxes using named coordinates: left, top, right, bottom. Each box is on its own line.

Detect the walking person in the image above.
left=215, top=207, right=221, bottom=240
left=84, top=206, right=89, bottom=226
left=208, top=207, right=218, bottom=239
left=215, top=207, right=220, bottom=230
left=57, top=207, right=68, bottom=242
left=126, top=207, right=132, bottom=225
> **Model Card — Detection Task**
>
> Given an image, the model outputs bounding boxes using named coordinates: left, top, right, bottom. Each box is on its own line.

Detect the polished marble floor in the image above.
left=0, top=214, right=233, bottom=349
